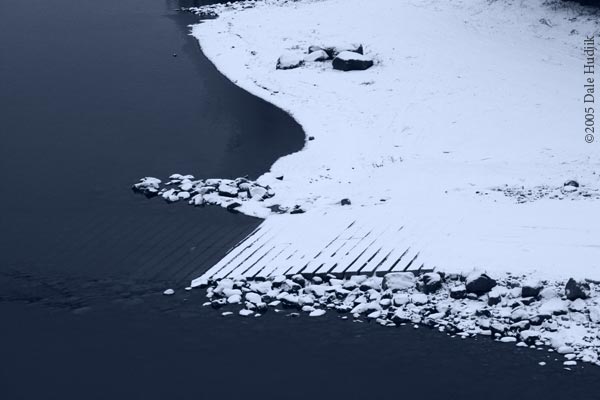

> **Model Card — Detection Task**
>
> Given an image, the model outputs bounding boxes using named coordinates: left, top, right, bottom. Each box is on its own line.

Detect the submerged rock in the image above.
left=332, top=51, right=373, bottom=71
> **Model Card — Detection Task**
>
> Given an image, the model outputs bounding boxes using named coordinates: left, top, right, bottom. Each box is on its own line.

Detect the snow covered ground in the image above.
left=185, top=0, right=600, bottom=280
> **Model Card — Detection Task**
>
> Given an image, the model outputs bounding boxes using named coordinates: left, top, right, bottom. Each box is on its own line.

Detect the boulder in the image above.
left=565, top=278, right=590, bottom=300
left=332, top=51, right=373, bottom=71
left=417, top=272, right=442, bottom=294
left=382, top=272, right=415, bottom=291
left=276, top=53, right=304, bottom=70
left=465, top=272, right=496, bottom=296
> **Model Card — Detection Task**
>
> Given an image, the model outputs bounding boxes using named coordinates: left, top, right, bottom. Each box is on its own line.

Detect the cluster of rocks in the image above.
left=132, top=174, right=274, bottom=212
left=484, top=180, right=600, bottom=203
left=197, top=271, right=600, bottom=367
left=133, top=174, right=311, bottom=215
left=277, top=43, right=374, bottom=72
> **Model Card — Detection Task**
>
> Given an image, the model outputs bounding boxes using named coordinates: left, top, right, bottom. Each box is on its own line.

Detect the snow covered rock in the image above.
left=563, top=180, right=580, bottom=193
left=320, top=43, right=363, bottom=58
left=276, top=53, right=304, bottom=70
left=411, top=293, right=428, bottom=305
left=521, top=279, right=543, bottom=298
left=449, top=285, right=467, bottom=299
left=309, top=309, right=326, bottom=317
left=249, top=186, right=267, bottom=199
left=565, top=278, right=590, bottom=300
left=465, top=272, right=496, bottom=296
left=132, top=177, right=162, bottom=197
left=417, top=272, right=442, bottom=294
left=218, top=183, right=239, bottom=197
left=538, top=298, right=568, bottom=316
left=245, top=292, right=262, bottom=304
left=163, top=288, right=175, bottom=296
left=382, top=272, right=415, bottom=291
left=332, top=51, right=373, bottom=71
left=487, top=286, right=506, bottom=306
left=589, top=306, right=600, bottom=323
left=539, top=287, right=558, bottom=300
left=304, top=49, right=329, bottom=62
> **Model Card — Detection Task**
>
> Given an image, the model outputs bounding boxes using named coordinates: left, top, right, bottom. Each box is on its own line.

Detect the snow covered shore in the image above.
left=154, top=0, right=600, bottom=367
left=186, top=0, right=600, bottom=280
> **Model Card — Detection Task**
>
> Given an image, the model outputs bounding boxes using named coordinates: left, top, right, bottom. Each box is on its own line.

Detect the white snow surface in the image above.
left=190, top=0, right=600, bottom=279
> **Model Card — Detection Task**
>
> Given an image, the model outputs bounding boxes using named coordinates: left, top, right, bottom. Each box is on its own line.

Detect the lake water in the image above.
left=0, top=0, right=598, bottom=398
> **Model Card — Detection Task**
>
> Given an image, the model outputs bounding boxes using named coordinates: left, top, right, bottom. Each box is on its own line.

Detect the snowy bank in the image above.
left=186, top=0, right=600, bottom=280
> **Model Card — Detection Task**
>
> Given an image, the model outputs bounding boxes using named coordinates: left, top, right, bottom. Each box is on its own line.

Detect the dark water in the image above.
left=0, top=0, right=599, bottom=399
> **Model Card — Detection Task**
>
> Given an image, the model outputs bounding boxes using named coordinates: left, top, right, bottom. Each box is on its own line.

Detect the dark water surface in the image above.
left=1, top=0, right=599, bottom=399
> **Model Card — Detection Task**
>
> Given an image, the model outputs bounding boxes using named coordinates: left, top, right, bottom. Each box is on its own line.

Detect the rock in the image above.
left=564, top=180, right=580, bottom=188
left=589, top=306, right=600, bottom=323
left=521, top=279, right=543, bottom=298
left=218, top=183, right=239, bottom=197
left=340, top=198, right=351, bottom=206
left=276, top=53, right=304, bottom=70
left=320, top=43, right=364, bottom=58
left=417, top=272, right=442, bottom=294
left=382, top=272, right=415, bottom=291
left=211, top=299, right=227, bottom=309
left=391, top=309, right=412, bottom=324
left=538, top=298, right=568, bottom=316
left=539, top=287, right=558, bottom=299
left=304, top=49, right=329, bottom=62
left=308, top=45, right=325, bottom=54
left=392, top=293, right=410, bottom=306
left=226, top=202, right=242, bottom=212
left=245, top=292, right=262, bottom=304
left=519, top=330, right=541, bottom=346
left=411, top=293, right=428, bottom=305
left=132, top=177, right=162, bottom=197
left=290, top=205, right=305, bottom=214
left=465, top=272, right=496, bottom=296
left=309, top=309, right=326, bottom=317
left=449, top=285, right=467, bottom=299
left=565, top=278, right=589, bottom=300
left=332, top=51, right=373, bottom=71
left=227, top=294, right=242, bottom=304
left=557, top=345, right=575, bottom=354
